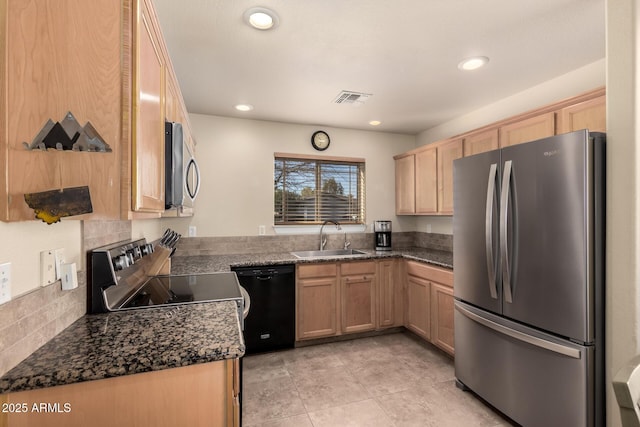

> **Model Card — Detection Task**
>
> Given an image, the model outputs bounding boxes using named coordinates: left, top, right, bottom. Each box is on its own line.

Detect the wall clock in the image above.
left=311, top=130, right=330, bottom=151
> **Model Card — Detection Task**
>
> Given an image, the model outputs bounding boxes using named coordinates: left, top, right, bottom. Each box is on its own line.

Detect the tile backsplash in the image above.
left=0, top=220, right=131, bottom=377
left=175, top=231, right=452, bottom=256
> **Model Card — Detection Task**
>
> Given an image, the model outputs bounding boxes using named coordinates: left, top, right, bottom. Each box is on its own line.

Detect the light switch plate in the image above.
left=54, top=248, right=65, bottom=280
left=61, top=262, right=78, bottom=290
left=0, top=263, right=11, bottom=305
left=40, top=250, right=56, bottom=286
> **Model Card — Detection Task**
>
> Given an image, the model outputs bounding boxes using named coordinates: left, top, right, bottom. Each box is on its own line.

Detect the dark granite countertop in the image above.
left=170, top=247, right=453, bottom=275
left=0, top=301, right=244, bottom=394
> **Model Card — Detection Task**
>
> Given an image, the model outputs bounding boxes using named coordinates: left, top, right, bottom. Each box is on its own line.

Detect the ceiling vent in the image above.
left=333, top=91, right=372, bottom=106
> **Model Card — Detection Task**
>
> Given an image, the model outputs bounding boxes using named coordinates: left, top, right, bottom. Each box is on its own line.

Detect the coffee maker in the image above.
left=374, top=220, right=392, bottom=251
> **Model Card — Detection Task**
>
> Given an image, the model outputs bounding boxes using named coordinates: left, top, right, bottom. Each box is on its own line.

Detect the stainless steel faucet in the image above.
left=319, top=220, right=341, bottom=250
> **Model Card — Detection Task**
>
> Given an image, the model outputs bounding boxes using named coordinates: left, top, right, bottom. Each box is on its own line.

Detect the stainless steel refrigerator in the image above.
left=453, top=129, right=605, bottom=427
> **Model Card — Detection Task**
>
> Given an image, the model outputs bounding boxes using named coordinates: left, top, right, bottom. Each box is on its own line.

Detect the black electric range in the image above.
left=88, top=235, right=245, bottom=326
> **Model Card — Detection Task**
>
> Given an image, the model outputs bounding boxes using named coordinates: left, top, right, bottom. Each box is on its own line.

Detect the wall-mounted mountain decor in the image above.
left=22, top=111, right=112, bottom=152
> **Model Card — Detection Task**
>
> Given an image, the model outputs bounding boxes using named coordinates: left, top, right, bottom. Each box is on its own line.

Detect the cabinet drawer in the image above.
left=297, top=263, right=337, bottom=279
left=341, top=261, right=376, bottom=276
left=406, top=261, right=453, bottom=287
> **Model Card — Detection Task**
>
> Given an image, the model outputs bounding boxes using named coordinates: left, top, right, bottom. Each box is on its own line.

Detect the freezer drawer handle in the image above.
left=455, top=303, right=581, bottom=359
left=500, top=160, right=514, bottom=303
left=485, top=163, right=498, bottom=299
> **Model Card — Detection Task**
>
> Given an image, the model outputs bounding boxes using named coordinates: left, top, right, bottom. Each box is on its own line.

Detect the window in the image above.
left=274, top=153, right=365, bottom=224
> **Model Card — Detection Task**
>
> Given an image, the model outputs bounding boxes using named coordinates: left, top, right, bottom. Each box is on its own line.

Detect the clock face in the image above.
left=311, top=131, right=330, bottom=151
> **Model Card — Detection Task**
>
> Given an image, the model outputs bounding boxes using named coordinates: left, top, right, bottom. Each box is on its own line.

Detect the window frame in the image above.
left=274, top=152, right=366, bottom=225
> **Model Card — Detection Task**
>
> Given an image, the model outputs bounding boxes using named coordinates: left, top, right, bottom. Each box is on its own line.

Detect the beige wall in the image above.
left=0, top=221, right=82, bottom=298
left=606, top=0, right=639, bottom=425
left=412, top=58, right=606, bottom=236
left=186, top=115, right=417, bottom=237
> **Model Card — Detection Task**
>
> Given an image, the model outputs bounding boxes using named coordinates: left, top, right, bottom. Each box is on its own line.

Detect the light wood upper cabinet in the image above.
left=2, top=0, right=193, bottom=221
left=394, top=155, right=415, bottom=214
left=499, top=112, right=555, bottom=148
left=1, top=0, right=122, bottom=221
left=341, top=261, right=376, bottom=334
left=436, top=139, right=463, bottom=214
left=463, top=128, right=499, bottom=156
left=415, top=148, right=438, bottom=214
left=557, top=95, right=606, bottom=134
left=131, top=0, right=166, bottom=213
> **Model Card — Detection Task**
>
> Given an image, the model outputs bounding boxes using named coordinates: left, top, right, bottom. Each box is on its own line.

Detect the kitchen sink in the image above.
left=291, top=249, right=368, bottom=259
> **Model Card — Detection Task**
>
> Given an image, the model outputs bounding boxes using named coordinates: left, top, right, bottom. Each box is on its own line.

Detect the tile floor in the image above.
left=241, top=332, right=515, bottom=427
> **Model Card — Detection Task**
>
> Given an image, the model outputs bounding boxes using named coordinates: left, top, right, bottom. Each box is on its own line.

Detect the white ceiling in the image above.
left=152, top=0, right=605, bottom=135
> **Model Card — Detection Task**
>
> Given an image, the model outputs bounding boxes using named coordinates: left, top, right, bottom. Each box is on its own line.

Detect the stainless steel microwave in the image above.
left=165, top=122, right=200, bottom=212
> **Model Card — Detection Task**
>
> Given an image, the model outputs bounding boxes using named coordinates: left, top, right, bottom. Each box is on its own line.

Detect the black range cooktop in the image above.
left=121, top=273, right=243, bottom=309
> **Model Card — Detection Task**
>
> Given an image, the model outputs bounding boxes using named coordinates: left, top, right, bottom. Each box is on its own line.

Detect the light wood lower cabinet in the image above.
left=404, top=260, right=454, bottom=356
left=297, top=259, right=403, bottom=340
left=341, top=261, right=376, bottom=334
left=377, top=259, right=403, bottom=328
left=296, top=263, right=339, bottom=340
left=405, top=273, right=431, bottom=340
left=0, top=360, right=239, bottom=427
left=431, top=282, right=455, bottom=355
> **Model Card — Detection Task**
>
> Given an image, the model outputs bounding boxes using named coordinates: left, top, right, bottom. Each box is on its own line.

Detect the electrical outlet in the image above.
left=54, top=248, right=65, bottom=280
left=40, top=250, right=56, bottom=286
left=188, top=226, right=197, bottom=237
left=258, top=225, right=266, bottom=235
left=0, top=263, right=11, bottom=305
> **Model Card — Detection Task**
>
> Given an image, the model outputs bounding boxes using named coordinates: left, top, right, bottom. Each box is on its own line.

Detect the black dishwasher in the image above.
left=231, top=264, right=295, bottom=354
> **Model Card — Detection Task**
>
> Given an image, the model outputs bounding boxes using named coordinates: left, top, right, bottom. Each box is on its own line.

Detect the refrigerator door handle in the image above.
left=485, top=163, right=498, bottom=299
left=455, top=302, right=582, bottom=359
left=500, top=160, right=514, bottom=303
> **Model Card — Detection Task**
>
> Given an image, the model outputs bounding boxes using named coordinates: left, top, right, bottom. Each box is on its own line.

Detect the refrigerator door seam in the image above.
left=455, top=302, right=582, bottom=359
left=485, top=163, right=498, bottom=299
left=500, top=160, right=514, bottom=303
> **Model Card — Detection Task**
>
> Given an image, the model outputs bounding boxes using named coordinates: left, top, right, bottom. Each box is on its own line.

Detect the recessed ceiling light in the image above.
left=243, top=7, right=279, bottom=30
left=234, top=104, right=254, bottom=112
left=369, top=120, right=381, bottom=126
left=458, top=56, right=489, bottom=71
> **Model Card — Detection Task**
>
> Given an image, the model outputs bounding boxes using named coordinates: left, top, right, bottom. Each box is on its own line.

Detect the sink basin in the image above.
left=291, top=249, right=368, bottom=259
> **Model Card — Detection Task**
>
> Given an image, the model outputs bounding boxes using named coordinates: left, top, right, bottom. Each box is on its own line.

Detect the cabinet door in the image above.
left=431, top=283, right=455, bottom=356
left=132, top=0, right=165, bottom=212
left=297, top=276, right=338, bottom=340
left=405, top=275, right=431, bottom=340
left=341, top=274, right=376, bottom=334
left=395, top=155, right=415, bottom=214
left=1, top=361, right=231, bottom=427
left=377, top=259, right=402, bottom=328
left=463, top=128, right=499, bottom=156
left=557, top=95, right=606, bottom=134
left=436, top=139, right=463, bottom=214
left=4, top=0, right=122, bottom=221
left=415, top=148, right=438, bottom=214
left=499, top=112, right=555, bottom=148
